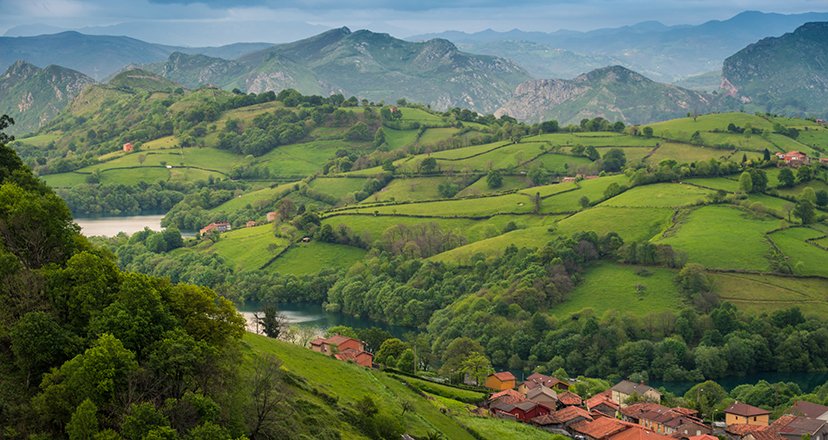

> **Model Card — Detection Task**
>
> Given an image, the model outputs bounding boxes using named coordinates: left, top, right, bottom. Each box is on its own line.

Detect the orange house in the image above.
left=485, top=371, right=517, bottom=391
left=725, top=403, right=770, bottom=427
left=123, top=142, right=134, bottom=152
left=309, top=335, right=373, bottom=368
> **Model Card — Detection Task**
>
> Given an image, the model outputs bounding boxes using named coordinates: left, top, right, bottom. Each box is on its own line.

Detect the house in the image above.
left=620, top=403, right=709, bottom=436
left=587, top=390, right=620, bottom=417
left=610, top=426, right=674, bottom=440
left=309, top=334, right=373, bottom=368
left=526, top=386, right=558, bottom=409
left=266, top=211, right=279, bottom=222
left=558, top=390, right=583, bottom=407
left=485, top=371, right=517, bottom=391
left=123, top=142, right=134, bottom=152
left=491, top=400, right=550, bottom=422
left=776, top=416, right=828, bottom=440
left=787, top=401, right=828, bottom=421
left=725, top=402, right=770, bottom=427
left=518, top=373, right=570, bottom=395
left=570, top=416, right=632, bottom=440
left=531, top=406, right=594, bottom=433
left=488, top=389, right=525, bottom=407
left=199, top=221, right=231, bottom=236
left=774, top=151, right=810, bottom=167
left=611, top=381, right=662, bottom=407
left=740, top=415, right=798, bottom=440
left=245, top=220, right=257, bottom=228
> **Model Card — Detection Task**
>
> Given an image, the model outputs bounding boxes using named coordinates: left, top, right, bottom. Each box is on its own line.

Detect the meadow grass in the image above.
left=99, top=167, right=171, bottom=185
left=646, top=142, right=744, bottom=164
left=14, top=132, right=60, bottom=147
left=556, top=207, right=674, bottom=242
left=266, top=241, right=366, bottom=275
left=769, top=227, right=828, bottom=277
left=518, top=181, right=579, bottom=198
left=600, top=183, right=713, bottom=208
left=526, top=153, right=593, bottom=173
left=711, top=272, right=828, bottom=316
left=142, top=136, right=180, bottom=150
left=552, top=263, right=683, bottom=317
left=535, top=174, right=630, bottom=212
left=457, top=175, right=533, bottom=197
left=648, top=113, right=774, bottom=134
left=204, top=224, right=290, bottom=271
left=430, top=141, right=510, bottom=160
left=457, top=415, right=564, bottom=440
left=41, top=172, right=90, bottom=187
left=338, top=192, right=536, bottom=217
left=596, top=146, right=654, bottom=164
left=776, top=180, right=828, bottom=199
left=366, top=176, right=459, bottom=203
left=525, top=133, right=660, bottom=147
left=430, top=225, right=553, bottom=264
left=418, top=127, right=461, bottom=146
left=399, top=107, right=447, bottom=124
left=658, top=205, right=777, bottom=271
left=242, top=334, right=476, bottom=440
left=684, top=177, right=742, bottom=192
left=208, top=182, right=297, bottom=214
left=168, top=168, right=224, bottom=183
left=384, top=128, right=419, bottom=149
left=309, top=177, right=368, bottom=201
left=393, top=375, right=486, bottom=403
left=259, top=140, right=366, bottom=176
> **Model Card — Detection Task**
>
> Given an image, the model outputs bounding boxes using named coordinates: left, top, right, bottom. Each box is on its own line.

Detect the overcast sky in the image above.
left=1, top=0, right=827, bottom=46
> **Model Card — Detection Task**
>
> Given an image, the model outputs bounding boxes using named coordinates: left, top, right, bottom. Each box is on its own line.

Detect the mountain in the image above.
left=412, top=11, right=828, bottom=82
left=0, top=61, right=94, bottom=135
left=0, top=31, right=274, bottom=79
left=107, top=68, right=180, bottom=92
left=149, top=27, right=531, bottom=113
left=722, top=22, right=828, bottom=117
left=496, top=65, right=724, bottom=124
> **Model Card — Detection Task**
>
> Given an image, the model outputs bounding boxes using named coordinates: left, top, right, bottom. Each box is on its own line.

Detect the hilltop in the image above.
left=148, top=27, right=531, bottom=113
left=723, top=22, right=828, bottom=117
left=496, top=66, right=727, bottom=124
left=0, top=60, right=94, bottom=135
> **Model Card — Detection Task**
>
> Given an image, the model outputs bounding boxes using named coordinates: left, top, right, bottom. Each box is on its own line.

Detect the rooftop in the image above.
left=725, top=402, right=770, bottom=417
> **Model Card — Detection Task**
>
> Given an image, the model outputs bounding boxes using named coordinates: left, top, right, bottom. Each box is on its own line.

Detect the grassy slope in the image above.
left=266, top=241, right=367, bottom=275
left=204, top=224, right=290, bottom=271
left=711, top=272, right=828, bottom=316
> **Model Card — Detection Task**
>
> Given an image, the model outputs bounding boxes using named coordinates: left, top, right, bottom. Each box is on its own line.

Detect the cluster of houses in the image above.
left=309, top=334, right=374, bottom=368
left=483, top=373, right=828, bottom=440
left=199, top=221, right=232, bottom=236
left=774, top=150, right=828, bottom=167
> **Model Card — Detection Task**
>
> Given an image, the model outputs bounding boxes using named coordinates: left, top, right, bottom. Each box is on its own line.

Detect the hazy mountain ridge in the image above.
left=723, top=22, right=828, bottom=117
left=150, top=27, right=531, bottom=113
left=0, top=61, right=95, bottom=135
left=496, top=65, right=727, bottom=124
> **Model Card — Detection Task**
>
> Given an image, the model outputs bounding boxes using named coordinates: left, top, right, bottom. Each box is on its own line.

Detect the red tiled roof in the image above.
left=687, top=435, right=718, bottom=440
left=325, top=334, right=358, bottom=346
left=611, top=426, right=673, bottom=440
left=489, top=389, right=524, bottom=404
left=558, top=390, right=583, bottom=406
left=672, top=407, right=699, bottom=417
left=726, top=424, right=765, bottom=436
left=571, top=416, right=631, bottom=439
left=787, top=401, right=828, bottom=419
left=491, top=371, right=517, bottom=382
left=523, top=373, right=569, bottom=389
left=726, top=403, right=770, bottom=417
left=552, top=406, right=594, bottom=424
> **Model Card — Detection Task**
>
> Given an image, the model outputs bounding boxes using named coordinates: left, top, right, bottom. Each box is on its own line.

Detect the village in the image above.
left=307, top=333, right=828, bottom=440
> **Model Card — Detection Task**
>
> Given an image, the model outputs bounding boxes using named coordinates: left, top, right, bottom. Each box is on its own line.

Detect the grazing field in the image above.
left=14, top=132, right=60, bottom=147
left=597, top=146, right=654, bottom=164
left=556, top=207, right=674, bottom=242
left=418, top=127, right=461, bottom=146
left=684, top=177, right=741, bottom=192
left=398, top=107, right=448, bottom=125
left=393, top=375, right=486, bottom=403
left=259, top=140, right=367, bottom=176
left=646, top=142, right=738, bottom=164
left=308, top=177, right=368, bottom=201
left=712, top=272, right=828, bottom=315
left=775, top=180, right=828, bottom=199
left=42, top=172, right=93, bottom=187
left=338, top=192, right=536, bottom=217
left=457, top=415, right=562, bottom=440
left=208, top=182, right=297, bottom=214
left=553, top=263, right=682, bottom=317
left=456, top=175, right=532, bottom=197
left=658, top=205, right=778, bottom=271
left=99, top=167, right=172, bottom=185
left=769, top=227, right=828, bottom=277
left=430, top=141, right=509, bottom=160
left=534, top=174, right=631, bottom=212
left=203, top=224, right=290, bottom=271
left=383, top=128, right=419, bottom=149
left=526, top=133, right=660, bottom=148
left=142, top=136, right=179, bottom=150
left=367, top=176, right=460, bottom=203
left=266, top=241, right=367, bottom=275
left=601, top=183, right=713, bottom=208
left=527, top=153, right=593, bottom=173
left=243, top=334, right=476, bottom=440
left=648, top=113, right=774, bottom=135
left=430, top=225, right=553, bottom=264
left=428, top=142, right=549, bottom=172
left=86, top=147, right=243, bottom=174
left=518, top=181, right=579, bottom=198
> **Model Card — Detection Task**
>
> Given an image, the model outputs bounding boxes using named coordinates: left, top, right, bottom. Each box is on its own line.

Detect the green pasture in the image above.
left=769, top=227, right=828, bottom=277
left=553, top=263, right=682, bottom=317
left=308, top=177, right=368, bottom=201
left=398, top=107, right=448, bottom=125
left=712, top=272, right=828, bottom=316
left=41, top=172, right=92, bottom=187
left=601, top=183, right=713, bottom=208
left=658, top=205, right=777, bottom=271
left=646, top=143, right=741, bottom=164
left=430, top=225, right=553, bottom=264
left=99, top=167, right=171, bottom=185
left=597, top=146, right=654, bottom=164
left=338, top=192, right=536, bottom=217
left=456, top=175, right=532, bottom=197
left=556, top=206, right=674, bottom=242
left=684, top=177, right=741, bottom=192
left=258, top=140, right=365, bottom=176
left=203, top=224, right=290, bottom=271
left=457, top=415, right=563, bottom=440
left=648, top=112, right=774, bottom=135
left=142, top=136, right=180, bottom=150
left=518, top=181, right=578, bottom=198
left=384, top=128, right=419, bottom=149
left=431, top=141, right=509, bottom=160
left=366, top=176, right=460, bottom=203
left=266, top=241, right=367, bottom=275
left=208, top=181, right=298, bottom=214
left=14, top=132, right=60, bottom=147
left=535, top=174, right=631, bottom=212
left=526, top=153, right=594, bottom=173
left=525, top=133, right=660, bottom=148
left=418, top=127, right=461, bottom=146
left=776, top=180, right=828, bottom=199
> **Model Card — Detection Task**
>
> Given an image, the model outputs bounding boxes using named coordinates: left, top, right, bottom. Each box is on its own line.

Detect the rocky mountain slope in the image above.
left=149, top=27, right=531, bottom=113
left=722, top=22, right=828, bottom=117
left=496, top=65, right=726, bottom=124
left=0, top=61, right=94, bottom=135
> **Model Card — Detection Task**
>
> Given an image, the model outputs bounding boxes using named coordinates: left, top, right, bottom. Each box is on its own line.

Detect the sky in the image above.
left=1, top=0, right=827, bottom=46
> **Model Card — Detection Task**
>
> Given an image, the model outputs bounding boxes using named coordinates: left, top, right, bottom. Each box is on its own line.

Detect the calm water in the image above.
left=75, top=215, right=165, bottom=237
left=238, top=303, right=410, bottom=336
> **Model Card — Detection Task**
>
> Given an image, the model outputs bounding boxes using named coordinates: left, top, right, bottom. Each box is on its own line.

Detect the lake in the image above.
left=74, top=215, right=195, bottom=238
left=238, top=303, right=410, bottom=337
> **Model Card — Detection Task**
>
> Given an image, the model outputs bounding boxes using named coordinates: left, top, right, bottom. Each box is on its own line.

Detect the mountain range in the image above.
left=723, top=21, right=828, bottom=117
left=0, top=61, right=94, bottom=135
left=147, top=27, right=531, bottom=113
left=495, top=66, right=726, bottom=125
left=412, top=11, right=828, bottom=82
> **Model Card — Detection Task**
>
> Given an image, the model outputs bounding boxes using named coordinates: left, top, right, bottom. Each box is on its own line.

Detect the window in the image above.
left=753, top=417, right=757, bottom=422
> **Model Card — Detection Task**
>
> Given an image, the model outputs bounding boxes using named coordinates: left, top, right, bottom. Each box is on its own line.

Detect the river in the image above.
left=238, top=303, right=410, bottom=337
left=74, top=214, right=195, bottom=238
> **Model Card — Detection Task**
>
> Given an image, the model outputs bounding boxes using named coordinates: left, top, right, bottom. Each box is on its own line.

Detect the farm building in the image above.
left=485, top=371, right=517, bottom=391
left=199, top=221, right=231, bottom=236
left=245, top=220, right=257, bottom=228
left=610, top=380, right=662, bottom=407
left=774, top=151, right=810, bottom=167
left=725, top=402, right=770, bottom=428
left=122, top=142, right=134, bottom=152
left=266, top=211, right=279, bottom=222
left=518, top=373, right=570, bottom=395
left=309, top=334, right=373, bottom=368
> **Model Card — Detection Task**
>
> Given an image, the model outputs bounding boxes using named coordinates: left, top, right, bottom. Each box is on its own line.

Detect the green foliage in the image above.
left=67, top=399, right=99, bottom=440
left=602, top=148, right=627, bottom=172
left=376, top=338, right=410, bottom=367
left=486, top=170, right=503, bottom=189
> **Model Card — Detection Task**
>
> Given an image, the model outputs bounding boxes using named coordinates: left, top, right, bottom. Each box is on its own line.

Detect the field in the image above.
left=243, top=334, right=476, bottom=440
left=553, top=263, right=683, bottom=317
left=712, top=272, right=828, bottom=316
left=600, top=183, right=713, bottom=208
left=418, top=127, right=461, bottom=146
left=646, top=142, right=740, bottom=164
left=203, top=224, right=290, bottom=271
left=456, top=175, right=532, bottom=197
left=769, top=227, right=828, bottom=277
left=367, top=176, right=459, bottom=203
left=260, top=140, right=367, bottom=177
left=658, top=205, right=778, bottom=271
left=648, top=113, right=775, bottom=135
left=527, top=153, right=594, bottom=173
left=209, top=182, right=298, bottom=214
left=338, top=192, right=537, bottom=217
left=556, top=207, right=674, bottom=242
left=266, top=241, right=367, bottom=275
left=383, top=128, right=419, bottom=149
left=597, top=146, right=654, bottom=164
left=309, top=177, right=368, bottom=201
left=141, top=135, right=180, bottom=150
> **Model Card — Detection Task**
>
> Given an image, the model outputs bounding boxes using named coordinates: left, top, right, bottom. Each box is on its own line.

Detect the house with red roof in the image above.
left=485, top=371, right=517, bottom=391
left=610, top=426, right=674, bottom=440
left=526, top=386, right=559, bottom=410
left=570, top=416, right=632, bottom=440
left=309, top=334, right=373, bottom=368
left=558, top=390, right=583, bottom=407
left=587, top=390, right=620, bottom=417
left=725, top=402, right=770, bottom=428
left=490, top=400, right=550, bottom=422
left=774, top=151, right=810, bottom=167
left=518, top=373, right=570, bottom=395
left=199, top=221, right=231, bottom=236
left=531, top=406, right=594, bottom=432
left=487, top=389, right=524, bottom=407
left=123, top=142, right=134, bottom=152
left=621, top=402, right=709, bottom=436
left=787, top=401, right=828, bottom=421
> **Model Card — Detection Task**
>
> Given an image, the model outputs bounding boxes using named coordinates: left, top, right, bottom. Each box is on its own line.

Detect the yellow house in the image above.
left=485, top=372, right=517, bottom=391
left=725, top=403, right=770, bottom=427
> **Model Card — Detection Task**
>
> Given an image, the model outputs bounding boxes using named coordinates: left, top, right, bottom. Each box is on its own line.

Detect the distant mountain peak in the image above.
left=578, top=65, right=652, bottom=83
left=4, top=60, right=40, bottom=77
